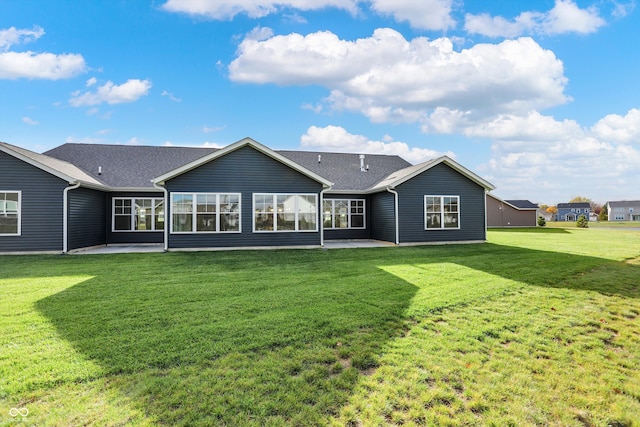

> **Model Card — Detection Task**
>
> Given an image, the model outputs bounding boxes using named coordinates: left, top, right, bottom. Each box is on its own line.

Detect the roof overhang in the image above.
left=152, top=137, right=334, bottom=188
left=369, top=156, right=495, bottom=193
left=487, top=193, right=538, bottom=211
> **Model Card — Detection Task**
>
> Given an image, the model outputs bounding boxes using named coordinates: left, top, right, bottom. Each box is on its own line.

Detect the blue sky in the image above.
left=1, top=0, right=638, bottom=205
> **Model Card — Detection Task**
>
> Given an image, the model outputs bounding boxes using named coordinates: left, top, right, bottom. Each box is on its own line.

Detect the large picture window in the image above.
left=0, top=191, right=20, bottom=235
left=425, top=196, right=460, bottom=230
left=253, top=194, right=317, bottom=232
left=323, top=199, right=365, bottom=229
left=113, top=198, right=164, bottom=231
left=171, top=193, right=240, bottom=233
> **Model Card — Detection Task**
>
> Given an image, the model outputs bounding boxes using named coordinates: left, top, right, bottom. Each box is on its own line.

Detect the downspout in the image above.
left=386, top=186, right=399, bottom=245
left=153, top=182, right=169, bottom=251
left=319, top=186, right=330, bottom=247
left=62, top=182, right=81, bottom=254
left=484, top=190, right=489, bottom=240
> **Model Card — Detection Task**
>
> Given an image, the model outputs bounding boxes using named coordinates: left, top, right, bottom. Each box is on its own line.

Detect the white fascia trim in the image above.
left=0, top=143, right=77, bottom=184
left=152, top=137, right=333, bottom=188
left=108, top=187, right=165, bottom=193
left=371, top=156, right=495, bottom=193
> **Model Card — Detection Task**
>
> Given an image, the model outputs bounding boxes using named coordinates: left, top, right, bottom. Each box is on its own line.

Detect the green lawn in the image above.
left=1, top=228, right=639, bottom=426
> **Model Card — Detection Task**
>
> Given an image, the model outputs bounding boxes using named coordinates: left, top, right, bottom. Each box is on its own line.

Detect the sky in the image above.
left=1, top=0, right=639, bottom=205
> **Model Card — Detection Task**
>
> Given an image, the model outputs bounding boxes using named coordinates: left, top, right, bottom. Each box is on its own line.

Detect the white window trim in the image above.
left=252, top=193, right=318, bottom=233
left=170, top=192, right=242, bottom=234
left=0, top=190, right=21, bottom=236
left=424, top=195, right=461, bottom=230
left=323, top=199, right=366, bottom=229
left=112, top=197, right=165, bottom=232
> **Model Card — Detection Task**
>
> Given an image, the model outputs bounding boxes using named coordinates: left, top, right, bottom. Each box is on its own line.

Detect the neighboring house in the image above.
left=1, top=138, right=495, bottom=253
left=606, top=200, right=640, bottom=221
left=556, top=202, right=591, bottom=221
left=486, top=194, right=539, bottom=227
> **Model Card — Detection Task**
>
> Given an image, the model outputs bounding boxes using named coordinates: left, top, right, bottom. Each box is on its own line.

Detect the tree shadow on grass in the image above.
left=34, top=251, right=418, bottom=426
left=29, top=241, right=640, bottom=425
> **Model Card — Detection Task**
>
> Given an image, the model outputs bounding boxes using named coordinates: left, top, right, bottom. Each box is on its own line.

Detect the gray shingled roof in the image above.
left=1, top=141, right=105, bottom=187
left=557, top=202, right=590, bottom=208
left=607, top=200, right=640, bottom=207
left=45, top=144, right=218, bottom=189
left=505, top=200, right=538, bottom=209
left=278, top=150, right=411, bottom=191
left=44, top=144, right=413, bottom=191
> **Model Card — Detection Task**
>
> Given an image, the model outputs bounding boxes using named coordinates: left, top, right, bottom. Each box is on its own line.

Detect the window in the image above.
left=171, top=193, right=240, bottom=233
left=323, top=199, right=365, bottom=229
left=113, top=198, right=164, bottom=231
left=0, top=191, right=20, bottom=235
left=425, top=196, right=460, bottom=230
left=253, top=194, right=317, bottom=232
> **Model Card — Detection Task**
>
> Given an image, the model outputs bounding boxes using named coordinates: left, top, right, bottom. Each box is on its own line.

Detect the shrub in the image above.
left=576, top=214, right=588, bottom=228
left=538, top=216, right=546, bottom=227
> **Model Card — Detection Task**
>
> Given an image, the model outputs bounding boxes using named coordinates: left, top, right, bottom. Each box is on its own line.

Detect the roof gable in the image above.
left=487, top=193, right=538, bottom=210
left=1, top=141, right=105, bottom=188
left=152, top=137, right=333, bottom=187
left=370, top=156, right=495, bottom=193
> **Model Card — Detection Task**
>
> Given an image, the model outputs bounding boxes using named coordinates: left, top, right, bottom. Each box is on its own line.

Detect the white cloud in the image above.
left=465, top=0, right=606, bottom=37
left=0, top=26, right=86, bottom=80
left=69, top=79, right=152, bottom=107
left=476, top=109, right=640, bottom=204
left=591, top=108, right=640, bottom=143
left=0, top=26, right=44, bottom=50
left=161, top=0, right=359, bottom=19
left=203, top=125, right=225, bottom=133
left=370, top=0, right=455, bottom=31
left=161, top=90, right=182, bottom=102
left=22, top=116, right=38, bottom=126
left=230, top=29, right=569, bottom=123
left=86, top=77, right=97, bottom=87
left=300, top=125, right=453, bottom=164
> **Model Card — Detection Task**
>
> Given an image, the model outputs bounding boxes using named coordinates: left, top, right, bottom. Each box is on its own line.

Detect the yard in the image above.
left=1, top=228, right=639, bottom=426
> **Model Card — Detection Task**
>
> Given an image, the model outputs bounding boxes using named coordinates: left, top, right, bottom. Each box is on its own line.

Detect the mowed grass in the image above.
left=1, top=228, right=639, bottom=426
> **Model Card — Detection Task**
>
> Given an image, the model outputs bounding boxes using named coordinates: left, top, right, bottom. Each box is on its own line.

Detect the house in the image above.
left=1, top=137, right=495, bottom=253
left=606, top=200, right=640, bottom=221
left=556, top=202, right=591, bottom=222
left=486, top=194, right=539, bottom=227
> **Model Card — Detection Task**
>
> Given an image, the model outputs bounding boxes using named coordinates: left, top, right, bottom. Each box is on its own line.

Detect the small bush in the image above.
left=538, top=216, right=546, bottom=227
left=576, top=214, right=589, bottom=228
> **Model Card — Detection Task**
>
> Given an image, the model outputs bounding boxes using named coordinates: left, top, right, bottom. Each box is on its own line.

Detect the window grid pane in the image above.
left=0, top=192, right=19, bottom=234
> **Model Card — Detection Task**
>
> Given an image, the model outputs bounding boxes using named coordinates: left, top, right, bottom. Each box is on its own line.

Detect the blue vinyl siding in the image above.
left=165, top=146, right=324, bottom=248
left=68, top=187, right=107, bottom=250
left=107, top=192, right=164, bottom=244
left=396, top=163, right=486, bottom=243
left=370, top=191, right=396, bottom=243
left=322, top=194, right=371, bottom=240
left=0, top=151, right=66, bottom=252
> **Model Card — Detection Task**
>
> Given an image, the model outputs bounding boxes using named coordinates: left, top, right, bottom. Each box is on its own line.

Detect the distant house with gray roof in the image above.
left=1, top=137, right=495, bottom=253
left=606, top=200, right=640, bottom=222
left=556, top=202, right=591, bottom=221
left=486, top=194, right=539, bottom=227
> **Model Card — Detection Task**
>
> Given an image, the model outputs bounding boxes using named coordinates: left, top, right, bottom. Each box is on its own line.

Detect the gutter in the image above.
left=153, top=182, right=169, bottom=251
left=386, top=186, right=400, bottom=245
left=62, top=182, right=81, bottom=254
